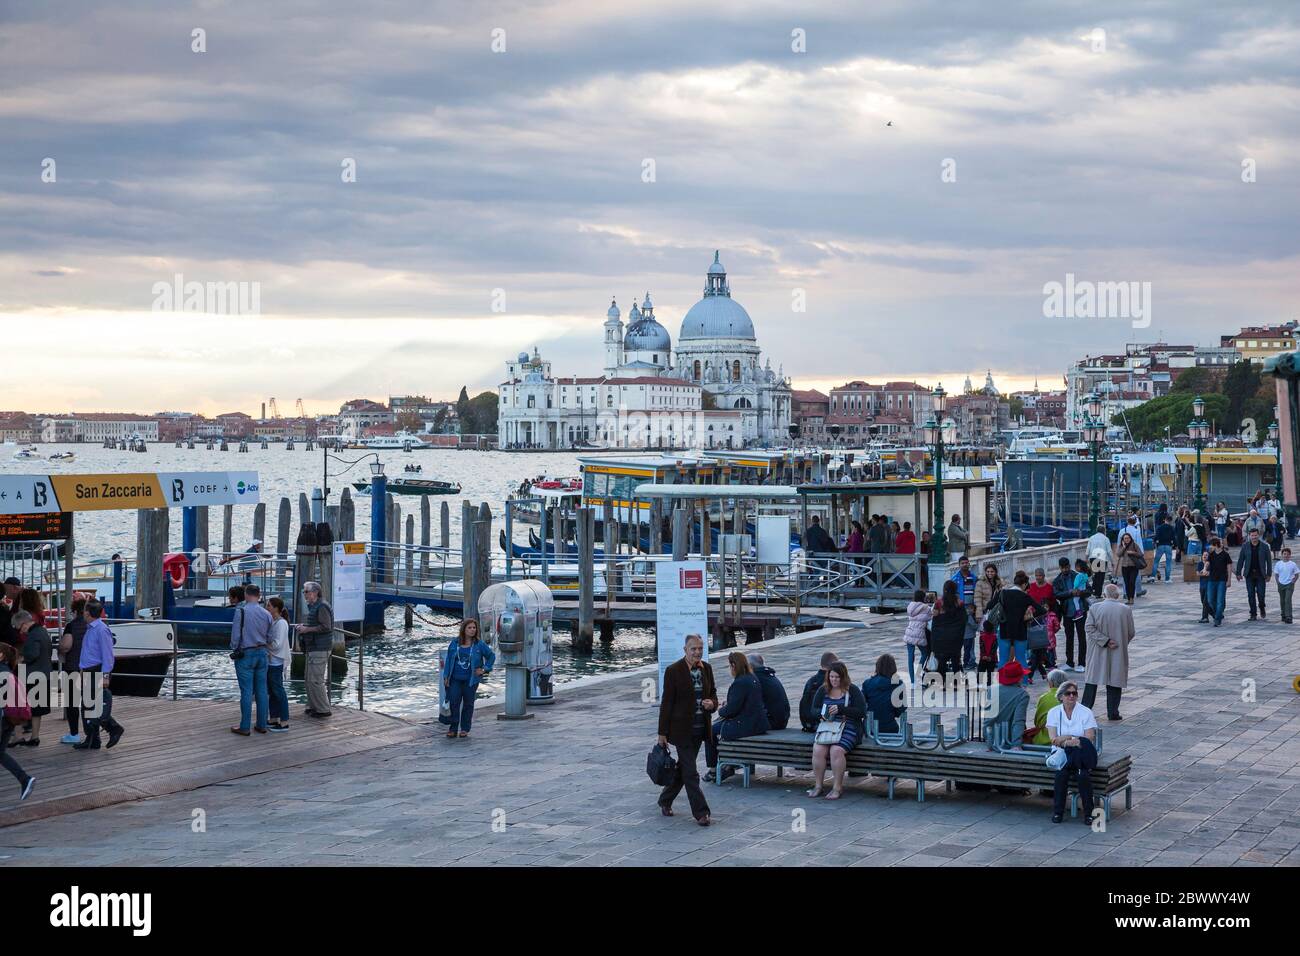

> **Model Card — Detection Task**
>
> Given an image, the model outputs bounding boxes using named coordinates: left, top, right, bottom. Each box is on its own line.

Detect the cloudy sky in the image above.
left=1, top=0, right=1297, bottom=415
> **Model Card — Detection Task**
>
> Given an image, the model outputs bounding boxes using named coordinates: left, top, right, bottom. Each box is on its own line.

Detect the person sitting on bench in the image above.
left=705, top=652, right=770, bottom=783
left=1046, top=679, right=1099, bottom=825
left=862, top=653, right=906, bottom=734
left=808, top=662, right=866, bottom=800
left=799, top=651, right=838, bottom=732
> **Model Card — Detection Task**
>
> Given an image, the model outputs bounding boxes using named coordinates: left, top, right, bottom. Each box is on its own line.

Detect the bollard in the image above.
left=339, top=487, right=355, bottom=541
left=576, top=507, right=595, bottom=653
left=420, top=497, right=431, bottom=580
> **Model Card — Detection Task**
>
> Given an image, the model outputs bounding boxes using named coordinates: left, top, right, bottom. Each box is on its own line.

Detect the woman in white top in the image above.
left=1046, top=680, right=1098, bottom=823
left=265, top=597, right=292, bottom=732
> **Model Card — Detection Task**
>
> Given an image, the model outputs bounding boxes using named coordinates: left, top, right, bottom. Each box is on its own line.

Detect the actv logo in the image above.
left=49, top=886, right=151, bottom=936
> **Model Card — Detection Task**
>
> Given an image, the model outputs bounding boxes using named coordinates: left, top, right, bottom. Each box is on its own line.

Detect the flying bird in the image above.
left=885, top=121, right=893, bottom=127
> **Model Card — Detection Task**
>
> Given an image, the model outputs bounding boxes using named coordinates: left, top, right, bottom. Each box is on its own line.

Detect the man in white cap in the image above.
left=219, top=539, right=264, bottom=584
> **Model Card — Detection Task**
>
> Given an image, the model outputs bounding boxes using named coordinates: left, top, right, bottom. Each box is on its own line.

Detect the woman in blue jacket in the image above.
left=705, top=652, right=771, bottom=783
left=862, top=653, right=906, bottom=734
left=441, top=618, right=495, bottom=739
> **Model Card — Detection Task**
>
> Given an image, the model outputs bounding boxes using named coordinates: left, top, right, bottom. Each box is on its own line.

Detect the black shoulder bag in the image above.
left=230, top=607, right=246, bottom=661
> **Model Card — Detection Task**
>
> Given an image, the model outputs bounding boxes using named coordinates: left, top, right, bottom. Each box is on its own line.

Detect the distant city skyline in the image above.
left=2, top=2, right=1296, bottom=413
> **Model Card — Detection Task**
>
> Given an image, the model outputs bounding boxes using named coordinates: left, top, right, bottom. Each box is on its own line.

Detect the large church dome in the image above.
left=678, top=251, right=755, bottom=341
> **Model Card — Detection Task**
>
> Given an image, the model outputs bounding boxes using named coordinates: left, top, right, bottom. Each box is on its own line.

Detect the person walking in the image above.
left=440, top=618, right=496, bottom=739
left=0, top=643, right=35, bottom=801
left=1046, top=679, right=1098, bottom=824
left=974, top=563, right=1002, bottom=628
left=265, top=596, right=292, bottom=732
left=929, top=580, right=968, bottom=678
left=1083, top=583, right=1133, bottom=721
left=1053, top=558, right=1082, bottom=672
left=74, top=600, right=124, bottom=751
left=58, top=597, right=87, bottom=745
left=947, top=514, right=969, bottom=560
left=1151, top=515, right=1175, bottom=582
left=1235, top=527, right=1273, bottom=621
left=229, top=583, right=273, bottom=736
left=902, top=588, right=932, bottom=683
left=802, top=515, right=837, bottom=582
left=293, top=581, right=335, bottom=718
left=1275, top=547, right=1298, bottom=624
left=1113, top=532, right=1144, bottom=604
left=12, top=611, right=51, bottom=747
left=656, top=634, right=716, bottom=825
left=1242, top=508, right=1264, bottom=537
left=1087, top=526, right=1112, bottom=597
left=1202, top=537, right=1233, bottom=626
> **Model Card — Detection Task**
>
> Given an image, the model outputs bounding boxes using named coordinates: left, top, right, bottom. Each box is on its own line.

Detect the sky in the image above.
left=1, top=0, right=1297, bottom=415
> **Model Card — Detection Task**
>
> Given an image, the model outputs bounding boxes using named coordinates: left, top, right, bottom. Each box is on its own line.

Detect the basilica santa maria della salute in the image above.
left=497, top=252, right=792, bottom=449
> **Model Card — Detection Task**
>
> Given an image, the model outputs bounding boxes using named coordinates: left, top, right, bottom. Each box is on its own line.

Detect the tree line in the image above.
left=1114, top=362, right=1276, bottom=442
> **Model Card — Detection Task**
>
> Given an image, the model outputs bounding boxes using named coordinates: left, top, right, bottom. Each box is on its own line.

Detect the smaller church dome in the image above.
left=517, top=351, right=529, bottom=364
left=606, top=298, right=619, bottom=320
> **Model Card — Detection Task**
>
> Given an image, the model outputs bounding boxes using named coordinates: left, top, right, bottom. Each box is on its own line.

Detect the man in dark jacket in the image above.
left=1235, top=528, right=1273, bottom=621
left=656, top=634, right=717, bottom=826
left=867, top=516, right=890, bottom=554
left=747, top=653, right=790, bottom=730
left=798, top=651, right=838, bottom=731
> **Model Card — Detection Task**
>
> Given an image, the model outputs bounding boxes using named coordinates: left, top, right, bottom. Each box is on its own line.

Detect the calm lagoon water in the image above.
left=0, top=444, right=658, bottom=715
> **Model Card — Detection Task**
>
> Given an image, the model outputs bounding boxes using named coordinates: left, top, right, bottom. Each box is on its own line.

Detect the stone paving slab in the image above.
left=0, top=566, right=1298, bottom=866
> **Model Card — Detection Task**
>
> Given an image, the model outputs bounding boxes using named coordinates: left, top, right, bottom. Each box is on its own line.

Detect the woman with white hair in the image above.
left=1046, top=678, right=1098, bottom=824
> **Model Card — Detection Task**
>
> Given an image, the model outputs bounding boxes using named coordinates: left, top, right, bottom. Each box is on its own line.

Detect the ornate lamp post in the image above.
left=1271, top=411, right=1281, bottom=491
left=1189, top=395, right=1208, bottom=513
left=1083, top=391, right=1105, bottom=533
left=925, top=384, right=951, bottom=564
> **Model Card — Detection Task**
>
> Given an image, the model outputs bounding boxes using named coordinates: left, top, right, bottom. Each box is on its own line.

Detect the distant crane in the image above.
left=268, top=397, right=281, bottom=419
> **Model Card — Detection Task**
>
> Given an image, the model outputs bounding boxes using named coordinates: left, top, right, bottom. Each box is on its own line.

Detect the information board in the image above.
left=0, top=472, right=259, bottom=514
left=332, top=541, right=367, bottom=622
left=654, top=560, right=709, bottom=691
left=0, top=511, right=72, bottom=542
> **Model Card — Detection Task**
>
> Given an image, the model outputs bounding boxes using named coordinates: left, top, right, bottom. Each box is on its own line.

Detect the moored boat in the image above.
left=352, top=477, right=462, bottom=496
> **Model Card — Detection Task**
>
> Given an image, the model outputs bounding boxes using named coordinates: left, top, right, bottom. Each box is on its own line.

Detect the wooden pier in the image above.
left=0, top=697, right=422, bottom=829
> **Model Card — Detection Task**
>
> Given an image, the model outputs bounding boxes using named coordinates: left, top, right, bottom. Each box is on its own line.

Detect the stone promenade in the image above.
left=2, top=572, right=1298, bottom=866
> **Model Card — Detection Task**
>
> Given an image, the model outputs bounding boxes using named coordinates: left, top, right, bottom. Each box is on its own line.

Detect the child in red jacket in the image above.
left=977, top=620, right=998, bottom=679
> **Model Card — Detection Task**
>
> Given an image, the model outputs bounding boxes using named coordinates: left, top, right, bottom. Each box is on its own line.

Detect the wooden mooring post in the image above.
left=575, top=506, right=595, bottom=653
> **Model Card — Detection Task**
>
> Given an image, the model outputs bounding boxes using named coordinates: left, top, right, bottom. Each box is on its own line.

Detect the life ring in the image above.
left=163, top=552, right=191, bottom=589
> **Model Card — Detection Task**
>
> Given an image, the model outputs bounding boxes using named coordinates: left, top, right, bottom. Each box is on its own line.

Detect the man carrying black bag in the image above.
left=656, top=634, right=717, bottom=826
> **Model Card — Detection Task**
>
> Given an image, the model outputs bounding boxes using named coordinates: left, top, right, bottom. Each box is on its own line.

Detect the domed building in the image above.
left=672, top=251, right=792, bottom=444
left=498, top=252, right=791, bottom=449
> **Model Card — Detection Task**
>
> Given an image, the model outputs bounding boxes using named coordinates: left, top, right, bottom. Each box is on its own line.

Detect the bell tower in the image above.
left=603, top=297, right=622, bottom=377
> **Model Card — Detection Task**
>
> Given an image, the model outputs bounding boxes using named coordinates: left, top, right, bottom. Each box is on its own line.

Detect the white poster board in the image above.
left=332, top=541, right=367, bottom=622
left=655, top=560, right=709, bottom=691
left=756, top=514, right=791, bottom=566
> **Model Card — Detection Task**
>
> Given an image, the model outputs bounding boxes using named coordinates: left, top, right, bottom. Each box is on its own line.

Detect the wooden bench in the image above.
left=715, top=727, right=1133, bottom=820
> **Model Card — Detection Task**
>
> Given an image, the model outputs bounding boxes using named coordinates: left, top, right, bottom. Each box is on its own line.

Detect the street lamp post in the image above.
left=925, top=385, right=951, bottom=564
left=1190, top=395, right=1208, bottom=513
left=1271, top=408, right=1281, bottom=492
left=1083, top=391, right=1105, bottom=534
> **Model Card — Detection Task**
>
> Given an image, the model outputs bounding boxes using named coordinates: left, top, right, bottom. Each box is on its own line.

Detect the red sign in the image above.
left=679, top=569, right=704, bottom=589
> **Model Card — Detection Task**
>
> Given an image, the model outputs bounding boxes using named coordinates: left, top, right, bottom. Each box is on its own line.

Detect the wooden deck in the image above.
left=0, top=697, right=423, bottom=828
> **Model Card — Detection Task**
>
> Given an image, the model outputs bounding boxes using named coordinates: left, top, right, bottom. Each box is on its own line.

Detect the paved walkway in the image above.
left=2, top=572, right=1298, bottom=866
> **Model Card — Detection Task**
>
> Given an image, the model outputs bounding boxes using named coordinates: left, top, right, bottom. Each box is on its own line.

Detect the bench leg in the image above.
left=887, top=777, right=895, bottom=800
left=776, top=765, right=783, bottom=779
left=1102, top=794, right=1111, bottom=822
left=1125, top=784, right=1132, bottom=811
left=917, top=779, right=925, bottom=803
left=945, top=780, right=953, bottom=793
left=743, top=764, right=752, bottom=789
left=1069, top=793, right=1077, bottom=818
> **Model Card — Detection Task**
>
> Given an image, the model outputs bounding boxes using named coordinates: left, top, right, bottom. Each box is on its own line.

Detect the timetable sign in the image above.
left=0, top=511, right=72, bottom=542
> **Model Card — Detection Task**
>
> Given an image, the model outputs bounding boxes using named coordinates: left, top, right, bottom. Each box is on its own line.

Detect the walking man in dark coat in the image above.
left=657, top=634, right=717, bottom=826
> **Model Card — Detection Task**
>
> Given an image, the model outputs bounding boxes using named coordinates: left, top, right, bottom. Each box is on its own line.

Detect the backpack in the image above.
left=2, top=669, right=30, bottom=726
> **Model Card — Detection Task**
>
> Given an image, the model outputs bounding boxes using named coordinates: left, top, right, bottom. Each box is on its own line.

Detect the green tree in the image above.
left=467, top=391, right=499, bottom=435
left=1170, top=366, right=1210, bottom=394
left=1221, top=360, right=1261, bottom=431
left=1008, top=396, right=1024, bottom=420
left=456, top=386, right=471, bottom=428
left=1114, top=392, right=1229, bottom=442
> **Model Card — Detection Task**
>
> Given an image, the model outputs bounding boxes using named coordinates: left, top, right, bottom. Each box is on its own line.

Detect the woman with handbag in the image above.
left=807, top=662, right=866, bottom=800
left=987, top=570, right=1044, bottom=680
left=12, top=611, right=51, bottom=747
left=929, top=580, right=967, bottom=678
left=1113, top=532, right=1144, bottom=604
left=0, top=643, right=35, bottom=800
left=1046, top=679, right=1098, bottom=824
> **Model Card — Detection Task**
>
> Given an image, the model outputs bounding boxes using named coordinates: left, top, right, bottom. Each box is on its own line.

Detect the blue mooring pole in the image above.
left=371, top=473, right=387, bottom=584
left=181, top=506, right=197, bottom=558
left=112, top=559, right=123, bottom=619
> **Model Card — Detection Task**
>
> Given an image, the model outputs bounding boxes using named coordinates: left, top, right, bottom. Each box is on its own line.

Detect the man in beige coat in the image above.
left=1083, top=583, right=1133, bottom=720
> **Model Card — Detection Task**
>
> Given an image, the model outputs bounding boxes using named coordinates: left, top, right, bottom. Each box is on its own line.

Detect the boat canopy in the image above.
left=633, top=483, right=798, bottom=500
